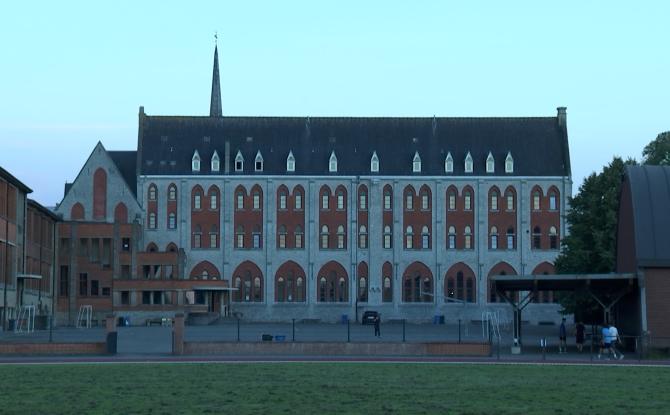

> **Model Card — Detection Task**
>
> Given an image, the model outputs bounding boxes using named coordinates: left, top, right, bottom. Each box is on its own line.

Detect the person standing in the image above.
left=575, top=321, right=585, bottom=352
left=558, top=318, right=567, bottom=353
left=598, top=324, right=612, bottom=359
left=374, top=314, right=381, bottom=338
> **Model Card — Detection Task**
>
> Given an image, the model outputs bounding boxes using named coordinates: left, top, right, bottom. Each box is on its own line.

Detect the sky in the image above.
left=0, top=1, right=668, bottom=207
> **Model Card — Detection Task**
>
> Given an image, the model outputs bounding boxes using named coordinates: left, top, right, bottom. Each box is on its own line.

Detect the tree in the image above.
left=554, top=157, right=637, bottom=321
left=642, top=131, right=670, bottom=165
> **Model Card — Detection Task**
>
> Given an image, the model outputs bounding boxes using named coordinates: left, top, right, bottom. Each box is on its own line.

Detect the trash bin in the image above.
left=7, top=319, right=15, bottom=331
left=341, top=314, right=349, bottom=324
left=106, top=332, right=118, bottom=354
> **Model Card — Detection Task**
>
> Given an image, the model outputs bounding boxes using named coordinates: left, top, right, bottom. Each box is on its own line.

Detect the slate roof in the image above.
left=624, top=165, right=670, bottom=267
left=0, top=166, right=32, bottom=193
left=138, top=114, right=571, bottom=177
left=108, top=151, right=138, bottom=197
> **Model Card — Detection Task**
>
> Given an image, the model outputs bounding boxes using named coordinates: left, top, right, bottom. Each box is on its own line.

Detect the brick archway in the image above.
left=444, top=262, right=476, bottom=303
left=316, top=261, right=348, bottom=303
left=190, top=261, right=221, bottom=279
left=488, top=262, right=518, bottom=303
left=232, top=261, right=264, bottom=302
left=275, top=261, right=306, bottom=303
left=402, top=261, right=433, bottom=303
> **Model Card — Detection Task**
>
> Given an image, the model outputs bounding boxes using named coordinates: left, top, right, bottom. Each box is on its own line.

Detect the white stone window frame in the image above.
left=412, top=152, right=421, bottom=173
left=287, top=151, right=295, bottom=172
left=445, top=152, right=454, bottom=173
left=505, top=151, right=514, bottom=173
left=329, top=151, right=338, bottom=173
left=486, top=152, right=495, bottom=173
left=255, top=151, right=264, bottom=172
left=464, top=152, right=473, bottom=173
left=235, top=150, right=244, bottom=172
left=192, top=150, right=201, bottom=172
left=371, top=151, right=379, bottom=173
left=211, top=150, right=220, bottom=172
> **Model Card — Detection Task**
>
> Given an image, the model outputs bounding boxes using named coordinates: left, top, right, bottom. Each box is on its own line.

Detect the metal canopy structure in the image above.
left=491, top=273, right=638, bottom=345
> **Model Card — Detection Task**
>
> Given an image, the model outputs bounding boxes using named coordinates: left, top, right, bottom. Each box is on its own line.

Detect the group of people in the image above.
left=558, top=318, right=624, bottom=359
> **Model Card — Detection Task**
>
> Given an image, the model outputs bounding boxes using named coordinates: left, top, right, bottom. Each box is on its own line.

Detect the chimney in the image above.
left=557, top=107, right=567, bottom=128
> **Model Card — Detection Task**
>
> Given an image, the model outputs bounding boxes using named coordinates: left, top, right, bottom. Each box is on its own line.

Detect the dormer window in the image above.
left=235, top=151, right=244, bottom=172
left=505, top=152, right=514, bottom=173
left=370, top=151, right=379, bottom=173
left=329, top=151, right=338, bottom=173
left=192, top=150, right=201, bottom=172
left=211, top=150, right=220, bottom=172
left=255, top=151, right=264, bottom=172
left=486, top=152, right=495, bottom=173
left=445, top=152, right=453, bottom=173
left=286, top=150, right=295, bottom=172
left=412, top=152, right=421, bottom=173
left=464, top=152, right=473, bottom=173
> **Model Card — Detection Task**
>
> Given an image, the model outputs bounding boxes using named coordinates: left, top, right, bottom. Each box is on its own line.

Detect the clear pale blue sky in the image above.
left=1, top=1, right=668, bottom=206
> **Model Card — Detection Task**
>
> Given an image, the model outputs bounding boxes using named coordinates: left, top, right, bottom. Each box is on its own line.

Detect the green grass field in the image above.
left=1, top=362, right=668, bottom=414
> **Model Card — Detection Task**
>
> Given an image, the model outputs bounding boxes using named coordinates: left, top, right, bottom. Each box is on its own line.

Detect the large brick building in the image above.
left=1, top=167, right=58, bottom=330
left=54, top=46, right=572, bottom=325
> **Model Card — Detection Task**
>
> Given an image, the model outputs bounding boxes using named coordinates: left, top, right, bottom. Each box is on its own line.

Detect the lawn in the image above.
left=0, top=362, right=668, bottom=414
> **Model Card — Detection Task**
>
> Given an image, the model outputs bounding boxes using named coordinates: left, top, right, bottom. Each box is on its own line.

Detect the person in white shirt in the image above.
left=609, top=325, right=624, bottom=360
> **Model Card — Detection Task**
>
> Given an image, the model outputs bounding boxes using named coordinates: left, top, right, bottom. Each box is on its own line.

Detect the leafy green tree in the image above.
left=554, top=157, right=637, bottom=321
left=642, top=131, right=670, bottom=165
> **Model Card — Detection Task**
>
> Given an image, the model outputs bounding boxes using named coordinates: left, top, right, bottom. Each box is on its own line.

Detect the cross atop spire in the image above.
left=210, top=38, right=222, bottom=117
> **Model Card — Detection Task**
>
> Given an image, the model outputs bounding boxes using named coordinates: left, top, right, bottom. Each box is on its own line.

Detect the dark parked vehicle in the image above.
left=362, top=311, right=379, bottom=325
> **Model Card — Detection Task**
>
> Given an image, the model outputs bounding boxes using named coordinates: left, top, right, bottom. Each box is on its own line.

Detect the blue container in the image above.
left=275, top=335, right=286, bottom=342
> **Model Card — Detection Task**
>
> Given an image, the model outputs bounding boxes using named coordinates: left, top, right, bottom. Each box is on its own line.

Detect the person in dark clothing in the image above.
left=374, top=315, right=381, bottom=337
left=575, top=321, right=585, bottom=352
left=559, top=318, right=567, bottom=353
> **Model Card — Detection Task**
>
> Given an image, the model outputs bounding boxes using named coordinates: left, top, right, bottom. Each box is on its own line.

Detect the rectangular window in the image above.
left=321, top=234, right=328, bottom=249
left=359, top=234, right=367, bottom=249
left=279, top=195, right=287, bottom=210
left=491, top=235, right=498, bottom=250
left=465, top=195, right=472, bottom=210
left=122, top=237, right=131, bottom=252
left=337, top=234, right=345, bottom=249
left=405, top=195, right=413, bottom=210
left=449, top=235, right=455, bottom=249
left=121, top=265, right=131, bottom=279
left=90, top=238, right=100, bottom=262
left=465, top=235, right=472, bottom=250
left=237, top=233, right=244, bottom=248
left=142, top=291, right=151, bottom=305
left=295, top=233, right=303, bottom=249
left=549, top=196, right=557, bottom=211
left=507, top=235, right=515, bottom=249
left=406, top=235, right=413, bottom=249
left=210, top=194, right=217, bottom=210
left=421, top=195, right=429, bottom=210
left=295, top=194, right=302, bottom=210
left=359, top=194, right=367, bottom=210
left=121, top=291, right=130, bottom=305
left=422, top=234, right=429, bottom=249
left=78, top=238, right=88, bottom=257
left=59, top=266, right=69, bottom=296
left=384, top=194, right=391, bottom=210
left=253, top=233, right=261, bottom=249
left=194, top=233, right=201, bottom=249
left=279, top=233, right=286, bottom=249
left=491, top=196, right=498, bottom=211
left=449, top=195, right=455, bottom=210
left=79, top=273, right=88, bottom=296
left=194, top=195, right=201, bottom=210
left=153, top=291, right=162, bottom=305
left=165, top=265, right=174, bottom=279
left=337, top=195, right=344, bottom=210
left=59, top=238, right=70, bottom=256
left=91, top=280, right=99, bottom=296
left=210, top=233, right=217, bottom=248
left=321, top=194, right=329, bottom=210
left=102, top=287, right=110, bottom=297
left=143, top=265, right=151, bottom=279
left=384, top=233, right=391, bottom=249
left=237, top=194, right=244, bottom=209
left=253, top=194, right=260, bottom=210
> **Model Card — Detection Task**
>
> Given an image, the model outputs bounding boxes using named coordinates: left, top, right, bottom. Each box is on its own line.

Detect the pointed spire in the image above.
left=210, top=40, right=222, bottom=117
